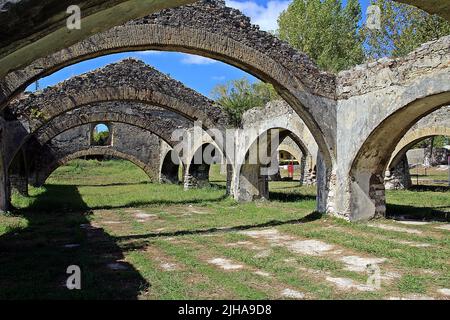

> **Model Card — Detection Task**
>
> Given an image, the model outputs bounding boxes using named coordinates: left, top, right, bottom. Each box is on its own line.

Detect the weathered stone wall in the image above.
left=28, top=123, right=161, bottom=186
left=0, top=0, right=196, bottom=77
left=3, top=101, right=194, bottom=172
left=388, top=106, right=450, bottom=169
left=335, top=35, right=450, bottom=220
left=7, top=59, right=227, bottom=130
left=0, top=0, right=337, bottom=176
left=232, top=100, right=323, bottom=205
left=396, top=1, right=450, bottom=22
left=130, top=0, right=335, bottom=99
left=385, top=156, right=412, bottom=190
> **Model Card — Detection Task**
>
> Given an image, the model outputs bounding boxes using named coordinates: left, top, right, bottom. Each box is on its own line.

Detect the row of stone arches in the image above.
left=1, top=0, right=449, bottom=222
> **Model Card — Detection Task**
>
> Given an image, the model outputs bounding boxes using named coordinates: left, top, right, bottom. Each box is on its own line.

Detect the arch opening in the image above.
left=349, top=94, right=450, bottom=221
left=184, top=143, right=225, bottom=190
left=2, top=0, right=334, bottom=170
left=91, top=123, right=112, bottom=147
left=235, top=127, right=321, bottom=206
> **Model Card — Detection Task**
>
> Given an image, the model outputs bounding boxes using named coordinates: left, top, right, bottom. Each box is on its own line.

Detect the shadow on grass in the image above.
left=269, top=191, right=316, bottom=203
left=116, top=211, right=324, bottom=241
left=21, top=184, right=229, bottom=212
left=408, top=185, right=450, bottom=192
left=1, top=185, right=149, bottom=299
left=386, top=203, right=450, bottom=222
left=73, top=181, right=151, bottom=187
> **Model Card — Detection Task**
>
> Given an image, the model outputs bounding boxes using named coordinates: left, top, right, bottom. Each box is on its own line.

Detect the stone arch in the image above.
left=8, top=59, right=226, bottom=135
left=35, top=148, right=154, bottom=187
left=8, top=148, right=28, bottom=196
left=184, top=142, right=223, bottom=189
left=277, top=139, right=309, bottom=184
left=234, top=127, right=315, bottom=202
left=160, top=148, right=183, bottom=184
left=388, top=126, right=450, bottom=170
left=332, top=36, right=450, bottom=220
left=1, top=0, right=335, bottom=167
left=232, top=100, right=325, bottom=207
left=349, top=93, right=450, bottom=220
left=0, top=0, right=196, bottom=77
left=6, top=101, right=193, bottom=169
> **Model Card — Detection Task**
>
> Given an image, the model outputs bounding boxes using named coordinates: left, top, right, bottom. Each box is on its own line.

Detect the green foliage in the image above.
left=278, top=0, right=364, bottom=72
left=413, top=136, right=449, bottom=149
left=92, top=130, right=110, bottom=146
left=30, top=107, right=44, bottom=120
left=362, top=0, right=450, bottom=60
left=212, top=78, right=279, bottom=127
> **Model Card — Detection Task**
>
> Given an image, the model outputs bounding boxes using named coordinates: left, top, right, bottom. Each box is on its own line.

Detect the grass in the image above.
left=1, top=159, right=449, bottom=300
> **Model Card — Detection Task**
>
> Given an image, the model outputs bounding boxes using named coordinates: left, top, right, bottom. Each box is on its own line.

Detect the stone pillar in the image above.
left=299, top=154, right=307, bottom=186
left=226, top=163, right=233, bottom=196
left=268, top=151, right=281, bottom=181
left=385, top=155, right=412, bottom=190
left=316, top=152, right=330, bottom=213
left=0, top=160, right=11, bottom=213
left=184, top=164, right=210, bottom=189
left=9, top=174, right=28, bottom=196
left=0, top=120, right=11, bottom=212
left=235, top=163, right=269, bottom=201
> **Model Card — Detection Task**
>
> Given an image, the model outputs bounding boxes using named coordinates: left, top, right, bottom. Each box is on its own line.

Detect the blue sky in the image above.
left=29, top=0, right=371, bottom=98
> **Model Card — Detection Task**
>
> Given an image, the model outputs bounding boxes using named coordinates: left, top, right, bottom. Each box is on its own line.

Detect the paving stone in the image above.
left=435, top=224, right=450, bottom=231
left=326, top=277, right=375, bottom=292
left=287, top=239, right=335, bottom=256
left=281, top=289, right=305, bottom=299
left=253, top=271, right=271, bottom=277
left=207, top=258, right=243, bottom=271
left=437, top=288, right=450, bottom=296
left=369, top=223, right=422, bottom=234
left=340, top=256, right=387, bottom=272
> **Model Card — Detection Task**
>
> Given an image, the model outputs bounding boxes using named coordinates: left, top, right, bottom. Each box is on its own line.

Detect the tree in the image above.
left=212, top=78, right=279, bottom=127
left=93, top=131, right=110, bottom=146
left=278, top=0, right=364, bottom=72
left=362, top=0, right=450, bottom=60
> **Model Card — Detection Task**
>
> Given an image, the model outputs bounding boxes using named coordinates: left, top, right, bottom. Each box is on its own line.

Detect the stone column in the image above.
left=385, top=155, right=412, bottom=190
left=235, top=163, right=269, bottom=201
left=184, top=164, right=210, bottom=189
left=9, top=173, right=28, bottom=196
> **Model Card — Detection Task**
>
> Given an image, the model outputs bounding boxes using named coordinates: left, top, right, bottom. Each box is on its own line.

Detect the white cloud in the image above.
left=180, top=53, right=217, bottom=65
left=137, top=50, right=163, bottom=55
left=212, top=75, right=226, bottom=81
left=226, top=0, right=291, bottom=31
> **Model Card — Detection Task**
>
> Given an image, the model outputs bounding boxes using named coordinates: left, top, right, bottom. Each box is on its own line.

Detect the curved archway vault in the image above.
left=7, top=58, right=227, bottom=132
left=5, top=101, right=194, bottom=169
left=335, top=36, right=450, bottom=221
left=35, top=148, right=155, bottom=187
left=1, top=0, right=336, bottom=167
left=1, top=2, right=449, bottom=222
left=387, top=106, right=450, bottom=170
left=0, top=0, right=197, bottom=77
left=388, top=127, right=450, bottom=171
left=27, top=121, right=166, bottom=187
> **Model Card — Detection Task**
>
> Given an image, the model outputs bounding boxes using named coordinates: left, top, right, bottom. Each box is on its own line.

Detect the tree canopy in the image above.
left=362, top=0, right=450, bottom=60
left=211, top=78, right=279, bottom=127
left=278, top=0, right=450, bottom=70
left=278, top=0, right=364, bottom=72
